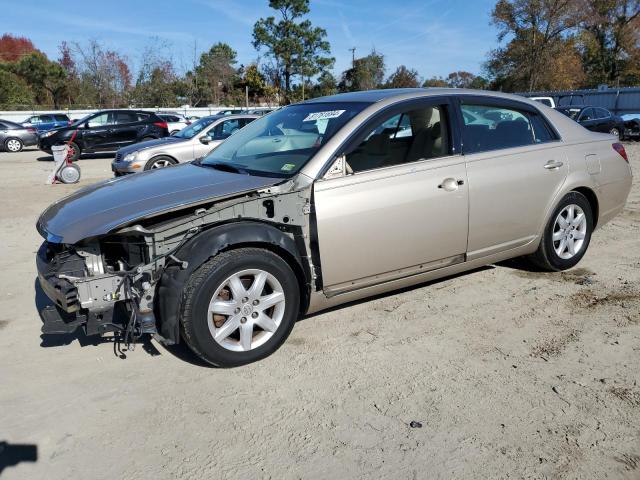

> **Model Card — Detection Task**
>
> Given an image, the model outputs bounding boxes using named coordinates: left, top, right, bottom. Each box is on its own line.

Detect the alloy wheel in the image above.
left=207, top=269, right=286, bottom=352
left=552, top=204, right=588, bottom=260
left=151, top=159, right=171, bottom=169
left=6, top=139, right=22, bottom=152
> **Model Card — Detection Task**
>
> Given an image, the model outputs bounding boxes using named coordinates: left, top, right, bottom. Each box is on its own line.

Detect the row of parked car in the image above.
left=0, top=108, right=273, bottom=154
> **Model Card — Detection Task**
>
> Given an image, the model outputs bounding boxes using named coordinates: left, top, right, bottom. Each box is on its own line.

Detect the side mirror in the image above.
left=200, top=135, right=212, bottom=145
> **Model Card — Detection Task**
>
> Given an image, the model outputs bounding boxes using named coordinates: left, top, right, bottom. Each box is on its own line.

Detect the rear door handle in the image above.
left=544, top=160, right=563, bottom=170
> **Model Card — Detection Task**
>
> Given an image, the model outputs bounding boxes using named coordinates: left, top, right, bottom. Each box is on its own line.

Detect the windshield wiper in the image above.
left=199, top=161, right=246, bottom=174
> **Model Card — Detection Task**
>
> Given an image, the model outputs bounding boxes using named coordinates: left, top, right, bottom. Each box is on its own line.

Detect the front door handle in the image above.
left=544, top=160, right=564, bottom=170
left=438, top=178, right=464, bottom=191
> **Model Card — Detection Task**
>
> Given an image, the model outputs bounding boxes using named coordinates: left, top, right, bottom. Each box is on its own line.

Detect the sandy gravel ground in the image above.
left=0, top=144, right=638, bottom=479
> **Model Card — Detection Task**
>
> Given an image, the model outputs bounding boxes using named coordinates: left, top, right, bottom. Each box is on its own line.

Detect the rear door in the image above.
left=111, top=111, right=142, bottom=147
left=314, top=98, right=469, bottom=294
left=458, top=96, right=568, bottom=259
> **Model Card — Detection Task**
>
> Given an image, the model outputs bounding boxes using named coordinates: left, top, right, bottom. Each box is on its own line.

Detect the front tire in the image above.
left=144, top=155, right=176, bottom=170
left=4, top=137, right=23, bottom=152
left=528, top=191, right=593, bottom=271
left=180, top=248, right=300, bottom=367
left=609, top=127, right=620, bottom=138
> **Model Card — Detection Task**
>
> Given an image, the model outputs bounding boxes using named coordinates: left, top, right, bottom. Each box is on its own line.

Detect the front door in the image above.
left=82, top=112, right=113, bottom=150
left=314, top=99, right=469, bottom=294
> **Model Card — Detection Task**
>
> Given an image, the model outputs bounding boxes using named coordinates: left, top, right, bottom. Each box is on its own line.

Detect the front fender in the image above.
left=155, top=221, right=309, bottom=343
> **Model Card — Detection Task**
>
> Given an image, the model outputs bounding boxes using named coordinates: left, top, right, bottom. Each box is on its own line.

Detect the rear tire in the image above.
left=180, top=248, right=300, bottom=367
left=528, top=191, right=593, bottom=271
left=144, top=155, right=176, bottom=170
left=4, top=137, right=23, bottom=153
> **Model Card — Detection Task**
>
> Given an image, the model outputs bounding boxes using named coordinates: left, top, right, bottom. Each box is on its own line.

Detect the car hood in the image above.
left=116, top=136, right=186, bottom=156
left=37, top=163, right=282, bottom=244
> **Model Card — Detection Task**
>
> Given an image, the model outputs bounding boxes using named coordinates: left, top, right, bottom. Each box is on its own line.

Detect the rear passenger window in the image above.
left=346, top=104, right=450, bottom=173
left=54, top=115, right=69, bottom=121
left=115, top=112, right=138, bottom=124
left=137, top=113, right=150, bottom=121
left=529, top=114, right=558, bottom=143
left=461, top=104, right=535, bottom=153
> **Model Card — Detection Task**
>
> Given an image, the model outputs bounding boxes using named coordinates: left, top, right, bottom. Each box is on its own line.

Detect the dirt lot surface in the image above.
left=1, top=144, right=639, bottom=479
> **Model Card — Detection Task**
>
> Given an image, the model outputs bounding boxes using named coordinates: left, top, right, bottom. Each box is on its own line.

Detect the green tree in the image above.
left=253, top=0, right=333, bottom=102
left=0, top=69, right=34, bottom=107
left=340, top=50, right=385, bottom=91
left=422, top=76, right=449, bottom=87
left=197, top=42, right=239, bottom=105
left=487, top=0, right=582, bottom=91
left=578, top=0, right=640, bottom=86
left=10, top=52, right=68, bottom=107
left=311, top=70, right=338, bottom=97
left=384, top=65, right=421, bottom=88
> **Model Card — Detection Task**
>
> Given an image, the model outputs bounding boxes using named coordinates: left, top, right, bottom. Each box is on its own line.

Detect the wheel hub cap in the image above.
left=552, top=204, right=588, bottom=260
left=207, top=269, right=286, bottom=352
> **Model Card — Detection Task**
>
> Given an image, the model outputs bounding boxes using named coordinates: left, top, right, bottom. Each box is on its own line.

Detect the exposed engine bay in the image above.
left=36, top=178, right=315, bottom=348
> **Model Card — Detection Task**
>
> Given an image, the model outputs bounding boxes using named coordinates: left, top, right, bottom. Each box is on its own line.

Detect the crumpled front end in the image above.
left=35, top=232, right=159, bottom=342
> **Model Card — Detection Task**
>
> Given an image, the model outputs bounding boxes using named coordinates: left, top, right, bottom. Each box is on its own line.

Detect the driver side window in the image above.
left=87, top=113, right=111, bottom=128
left=212, top=119, right=240, bottom=139
left=346, top=104, right=449, bottom=174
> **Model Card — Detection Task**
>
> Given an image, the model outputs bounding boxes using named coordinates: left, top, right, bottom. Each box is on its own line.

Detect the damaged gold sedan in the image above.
left=36, top=89, right=633, bottom=366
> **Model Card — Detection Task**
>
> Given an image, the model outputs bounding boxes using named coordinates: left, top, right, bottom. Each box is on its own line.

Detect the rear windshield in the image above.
left=199, top=102, right=368, bottom=177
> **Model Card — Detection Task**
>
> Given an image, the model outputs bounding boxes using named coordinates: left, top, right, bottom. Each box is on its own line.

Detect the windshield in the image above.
left=199, top=102, right=368, bottom=177
left=175, top=116, right=220, bottom=139
left=556, top=108, right=582, bottom=120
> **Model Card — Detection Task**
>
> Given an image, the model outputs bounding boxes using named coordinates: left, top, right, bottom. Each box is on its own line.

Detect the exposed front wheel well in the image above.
left=572, top=187, right=599, bottom=228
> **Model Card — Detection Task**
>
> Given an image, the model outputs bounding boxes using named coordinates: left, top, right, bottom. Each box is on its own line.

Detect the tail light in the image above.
left=26, top=127, right=37, bottom=133
left=612, top=143, right=628, bottom=163
left=153, top=121, right=168, bottom=129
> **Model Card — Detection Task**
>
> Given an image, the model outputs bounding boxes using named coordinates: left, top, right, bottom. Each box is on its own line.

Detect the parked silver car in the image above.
left=0, top=119, right=38, bottom=152
left=157, top=112, right=191, bottom=135
left=111, top=114, right=258, bottom=174
left=36, top=89, right=632, bottom=367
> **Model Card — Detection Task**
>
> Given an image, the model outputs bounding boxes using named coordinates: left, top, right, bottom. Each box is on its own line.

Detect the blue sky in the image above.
left=2, top=0, right=499, bottom=80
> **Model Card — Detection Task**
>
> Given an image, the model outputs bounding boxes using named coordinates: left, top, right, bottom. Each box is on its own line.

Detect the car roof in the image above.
left=299, top=87, right=559, bottom=106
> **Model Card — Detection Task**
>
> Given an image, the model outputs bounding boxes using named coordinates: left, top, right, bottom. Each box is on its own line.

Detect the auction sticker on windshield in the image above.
left=303, top=110, right=345, bottom=122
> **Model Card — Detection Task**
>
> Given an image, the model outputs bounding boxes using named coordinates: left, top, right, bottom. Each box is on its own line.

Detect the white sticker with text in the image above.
left=303, top=110, right=345, bottom=122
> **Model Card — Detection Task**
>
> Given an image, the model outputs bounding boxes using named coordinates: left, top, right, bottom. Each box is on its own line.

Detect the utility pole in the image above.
left=245, top=85, right=249, bottom=110
left=349, top=47, right=356, bottom=68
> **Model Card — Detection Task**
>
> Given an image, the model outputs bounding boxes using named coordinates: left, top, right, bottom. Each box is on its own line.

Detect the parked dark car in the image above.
left=38, top=110, right=169, bottom=161
left=21, top=113, right=71, bottom=132
left=555, top=106, right=625, bottom=139
left=0, top=119, right=38, bottom=152
left=622, top=113, right=640, bottom=140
